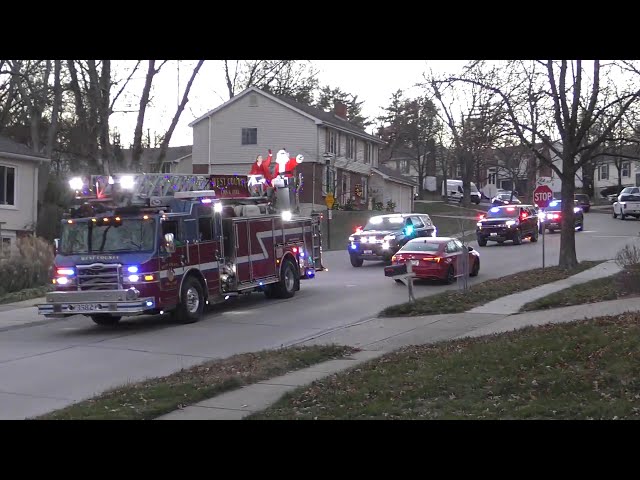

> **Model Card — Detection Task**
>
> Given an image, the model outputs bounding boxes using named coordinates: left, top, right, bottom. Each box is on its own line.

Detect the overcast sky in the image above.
left=109, top=60, right=470, bottom=148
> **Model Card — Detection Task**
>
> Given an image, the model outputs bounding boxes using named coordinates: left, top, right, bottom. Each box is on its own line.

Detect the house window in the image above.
left=364, top=143, right=370, bottom=164
left=1, top=237, right=10, bottom=258
left=328, top=130, right=337, bottom=154
left=341, top=172, right=351, bottom=204
left=346, top=137, right=355, bottom=159
left=598, top=164, right=609, bottom=181
left=622, top=162, right=630, bottom=177
left=161, top=162, right=172, bottom=174
left=487, top=168, right=496, bottom=185
left=322, top=165, right=336, bottom=195
left=455, top=164, right=462, bottom=178
left=0, top=165, right=16, bottom=206
left=241, top=128, right=257, bottom=145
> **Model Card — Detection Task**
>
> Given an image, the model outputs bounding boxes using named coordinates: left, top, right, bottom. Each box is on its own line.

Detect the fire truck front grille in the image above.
left=77, top=264, right=122, bottom=291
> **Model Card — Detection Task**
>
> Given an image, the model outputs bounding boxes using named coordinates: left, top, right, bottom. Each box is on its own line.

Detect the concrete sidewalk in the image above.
left=468, top=259, right=621, bottom=315
left=0, top=296, right=50, bottom=331
left=156, top=258, right=637, bottom=420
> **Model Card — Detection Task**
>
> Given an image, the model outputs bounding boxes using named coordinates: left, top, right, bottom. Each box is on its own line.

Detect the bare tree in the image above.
left=153, top=60, right=205, bottom=171
left=450, top=60, right=640, bottom=268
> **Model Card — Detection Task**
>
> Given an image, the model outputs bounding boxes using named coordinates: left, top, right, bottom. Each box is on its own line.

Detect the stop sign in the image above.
left=533, top=185, right=553, bottom=208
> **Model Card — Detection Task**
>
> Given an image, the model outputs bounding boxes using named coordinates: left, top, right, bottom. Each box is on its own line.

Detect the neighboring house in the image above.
left=481, top=142, right=583, bottom=200
left=379, top=144, right=437, bottom=193
left=0, top=136, right=49, bottom=257
left=118, top=145, right=192, bottom=174
left=369, top=165, right=417, bottom=212
left=188, top=86, right=391, bottom=214
left=592, top=145, right=640, bottom=193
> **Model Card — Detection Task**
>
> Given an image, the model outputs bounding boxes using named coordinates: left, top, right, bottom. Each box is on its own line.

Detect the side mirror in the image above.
left=468, top=246, right=474, bottom=251
left=53, top=238, right=60, bottom=254
left=164, top=233, right=176, bottom=254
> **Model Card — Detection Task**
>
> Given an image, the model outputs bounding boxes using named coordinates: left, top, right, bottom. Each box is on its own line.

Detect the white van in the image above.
left=442, top=179, right=481, bottom=204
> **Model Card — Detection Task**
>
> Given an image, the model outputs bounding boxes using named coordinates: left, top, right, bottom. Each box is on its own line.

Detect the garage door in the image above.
left=389, top=183, right=411, bottom=212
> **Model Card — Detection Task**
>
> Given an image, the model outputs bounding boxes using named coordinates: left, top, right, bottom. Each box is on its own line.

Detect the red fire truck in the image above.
left=38, top=172, right=323, bottom=326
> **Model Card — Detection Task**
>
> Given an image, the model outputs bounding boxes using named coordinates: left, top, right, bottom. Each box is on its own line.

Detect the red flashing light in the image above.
left=478, top=214, right=485, bottom=220
left=355, top=226, right=363, bottom=234
left=506, top=207, right=515, bottom=212
left=292, top=247, right=298, bottom=253
left=520, top=213, right=528, bottom=220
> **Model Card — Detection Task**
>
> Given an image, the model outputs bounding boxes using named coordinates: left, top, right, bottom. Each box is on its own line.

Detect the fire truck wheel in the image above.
left=173, top=276, right=205, bottom=324
left=90, top=314, right=122, bottom=326
left=272, top=258, right=298, bottom=299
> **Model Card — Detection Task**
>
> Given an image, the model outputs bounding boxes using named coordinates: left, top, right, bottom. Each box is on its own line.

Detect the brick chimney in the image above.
left=334, top=101, right=348, bottom=120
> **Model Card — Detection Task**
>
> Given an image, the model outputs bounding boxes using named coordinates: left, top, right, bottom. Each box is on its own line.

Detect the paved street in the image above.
left=0, top=211, right=638, bottom=419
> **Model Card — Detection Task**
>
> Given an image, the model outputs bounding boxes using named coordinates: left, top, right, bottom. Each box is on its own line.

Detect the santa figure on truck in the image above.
left=271, top=148, right=303, bottom=187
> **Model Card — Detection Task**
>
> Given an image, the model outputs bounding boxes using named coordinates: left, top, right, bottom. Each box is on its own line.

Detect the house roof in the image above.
left=0, top=135, right=48, bottom=160
left=188, top=86, right=385, bottom=145
left=120, top=145, right=192, bottom=168
left=372, top=164, right=418, bottom=187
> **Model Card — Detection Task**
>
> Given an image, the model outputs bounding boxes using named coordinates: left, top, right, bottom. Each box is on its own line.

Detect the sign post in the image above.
left=325, top=193, right=335, bottom=250
left=533, top=185, right=553, bottom=269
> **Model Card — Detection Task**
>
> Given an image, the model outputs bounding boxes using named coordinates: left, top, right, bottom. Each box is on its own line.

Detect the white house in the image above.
left=187, top=86, right=414, bottom=214
left=592, top=152, right=640, bottom=193
left=0, top=136, right=49, bottom=257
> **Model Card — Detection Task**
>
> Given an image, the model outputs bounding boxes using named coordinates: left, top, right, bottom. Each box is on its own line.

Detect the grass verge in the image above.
left=248, top=313, right=640, bottom=419
left=380, top=260, right=603, bottom=317
left=0, top=285, right=52, bottom=305
left=431, top=216, right=479, bottom=238
left=520, top=267, right=640, bottom=312
left=414, top=201, right=486, bottom=217
left=35, top=344, right=357, bottom=420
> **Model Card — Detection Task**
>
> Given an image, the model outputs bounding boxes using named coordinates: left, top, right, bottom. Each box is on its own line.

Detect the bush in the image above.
left=0, top=236, right=54, bottom=295
left=615, top=243, right=640, bottom=269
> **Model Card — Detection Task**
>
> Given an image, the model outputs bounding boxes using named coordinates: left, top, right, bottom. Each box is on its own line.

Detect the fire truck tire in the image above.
left=90, top=314, right=122, bottom=326
left=173, top=276, right=205, bottom=324
left=271, top=258, right=298, bottom=299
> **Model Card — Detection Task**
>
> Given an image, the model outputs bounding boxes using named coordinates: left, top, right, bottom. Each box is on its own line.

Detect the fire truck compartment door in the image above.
left=248, top=218, right=276, bottom=280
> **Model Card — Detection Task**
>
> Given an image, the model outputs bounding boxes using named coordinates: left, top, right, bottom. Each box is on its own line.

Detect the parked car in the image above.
left=442, top=179, right=482, bottom=204
left=347, top=213, right=437, bottom=267
left=574, top=193, right=591, bottom=212
left=386, top=237, right=480, bottom=284
left=542, top=200, right=584, bottom=232
left=613, top=192, right=640, bottom=220
left=491, top=192, right=522, bottom=206
left=476, top=204, right=539, bottom=246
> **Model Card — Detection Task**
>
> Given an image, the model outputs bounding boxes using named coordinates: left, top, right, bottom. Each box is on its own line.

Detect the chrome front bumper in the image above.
left=37, top=290, right=156, bottom=317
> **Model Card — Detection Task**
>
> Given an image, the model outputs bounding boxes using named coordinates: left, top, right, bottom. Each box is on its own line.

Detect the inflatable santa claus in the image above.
left=271, top=148, right=303, bottom=187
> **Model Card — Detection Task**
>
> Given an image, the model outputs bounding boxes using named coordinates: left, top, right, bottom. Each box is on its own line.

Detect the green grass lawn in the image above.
left=380, top=261, right=603, bottom=317
left=520, top=267, right=640, bottom=312
left=0, top=285, right=52, bottom=305
left=35, top=345, right=356, bottom=420
left=414, top=201, right=487, bottom=217
left=248, top=313, right=640, bottom=420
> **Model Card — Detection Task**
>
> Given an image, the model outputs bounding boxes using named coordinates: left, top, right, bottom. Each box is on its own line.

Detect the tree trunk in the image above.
left=45, top=60, right=62, bottom=159
left=131, top=60, right=156, bottom=171
left=98, top=60, right=112, bottom=175
left=559, top=158, right=578, bottom=269
left=154, top=60, right=204, bottom=171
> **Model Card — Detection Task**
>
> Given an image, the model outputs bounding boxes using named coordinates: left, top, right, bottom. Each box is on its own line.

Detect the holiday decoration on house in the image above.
left=354, top=184, right=363, bottom=197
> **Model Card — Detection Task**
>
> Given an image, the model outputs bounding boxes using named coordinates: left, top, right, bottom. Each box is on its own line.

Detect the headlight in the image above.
left=282, top=210, right=292, bottom=221
left=476, top=222, right=483, bottom=227
left=382, top=242, right=390, bottom=250
left=573, top=207, right=581, bottom=213
left=431, top=229, right=437, bottom=237
left=348, top=236, right=355, bottom=242
left=383, top=234, right=396, bottom=241
left=69, top=177, right=83, bottom=190
left=506, top=220, right=516, bottom=227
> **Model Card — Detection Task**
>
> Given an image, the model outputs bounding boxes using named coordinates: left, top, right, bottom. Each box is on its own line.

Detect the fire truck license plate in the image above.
left=364, top=250, right=372, bottom=255
left=75, top=304, right=98, bottom=311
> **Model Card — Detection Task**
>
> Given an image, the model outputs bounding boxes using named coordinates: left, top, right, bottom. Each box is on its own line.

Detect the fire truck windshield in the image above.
left=60, top=218, right=156, bottom=254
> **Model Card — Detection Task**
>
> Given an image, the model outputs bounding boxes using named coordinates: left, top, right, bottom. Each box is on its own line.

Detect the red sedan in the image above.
left=390, top=237, right=480, bottom=284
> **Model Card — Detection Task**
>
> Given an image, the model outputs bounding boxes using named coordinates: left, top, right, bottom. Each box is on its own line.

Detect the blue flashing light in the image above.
left=307, top=270, right=315, bottom=278
left=145, top=300, right=153, bottom=307
left=350, top=244, right=357, bottom=250
left=299, top=251, right=305, bottom=257
left=490, top=207, right=500, bottom=213
left=259, top=282, right=263, bottom=286
left=404, top=225, right=414, bottom=236
left=549, top=200, right=559, bottom=207
left=127, top=266, right=139, bottom=273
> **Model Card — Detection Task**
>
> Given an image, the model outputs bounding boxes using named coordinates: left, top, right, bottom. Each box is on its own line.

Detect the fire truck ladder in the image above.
left=121, top=173, right=212, bottom=198
left=311, top=214, right=323, bottom=270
